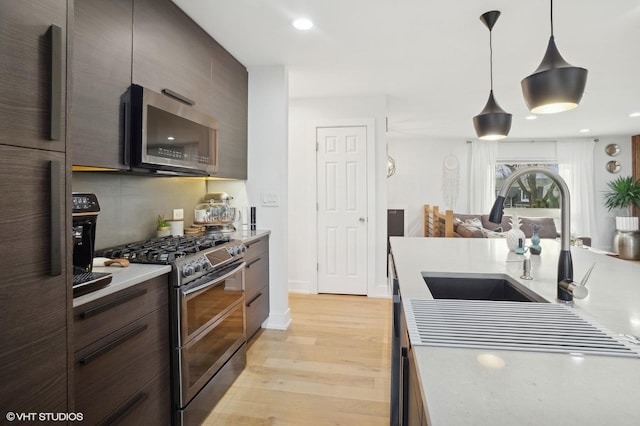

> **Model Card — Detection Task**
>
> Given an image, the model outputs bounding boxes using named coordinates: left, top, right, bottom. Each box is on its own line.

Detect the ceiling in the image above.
left=172, top=0, right=640, bottom=141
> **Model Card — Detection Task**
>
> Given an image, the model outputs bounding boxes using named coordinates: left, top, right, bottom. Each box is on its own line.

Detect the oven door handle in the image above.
left=182, top=261, right=246, bottom=297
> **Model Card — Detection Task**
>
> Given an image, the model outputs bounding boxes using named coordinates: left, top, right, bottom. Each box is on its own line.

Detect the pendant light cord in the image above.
left=550, top=0, right=554, bottom=36
left=489, top=28, right=494, bottom=91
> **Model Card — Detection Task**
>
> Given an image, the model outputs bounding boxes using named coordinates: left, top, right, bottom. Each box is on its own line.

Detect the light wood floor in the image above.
left=203, top=293, right=392, bottom=426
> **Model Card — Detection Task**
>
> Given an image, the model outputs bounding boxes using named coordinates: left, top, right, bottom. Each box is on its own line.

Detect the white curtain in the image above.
left=469, top=140, right=497, bottom=213
left=557, top=140, right=597, bottom=244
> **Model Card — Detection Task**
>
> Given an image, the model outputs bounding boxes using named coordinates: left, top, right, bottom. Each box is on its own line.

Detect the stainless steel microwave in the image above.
left=123, top=84, right=218, bottom=176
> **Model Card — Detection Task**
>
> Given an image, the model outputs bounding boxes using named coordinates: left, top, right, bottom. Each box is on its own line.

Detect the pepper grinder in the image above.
left=520, top=258, right=533, bottom=280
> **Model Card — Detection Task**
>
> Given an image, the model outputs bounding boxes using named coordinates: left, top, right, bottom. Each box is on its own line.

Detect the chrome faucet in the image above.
left=489, top=167, right=576, bottom=303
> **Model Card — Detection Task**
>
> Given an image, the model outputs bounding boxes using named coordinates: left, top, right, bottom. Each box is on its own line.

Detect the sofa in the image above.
left=423, top=204, right=591, bottom=246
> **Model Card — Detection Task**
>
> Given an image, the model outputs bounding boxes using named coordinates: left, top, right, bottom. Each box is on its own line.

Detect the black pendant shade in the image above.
left=521, top=36, right=588, bottom=114
left=473, top=90, right=512, bottom=140
left=521, top=1, right=588, bottom=114
left=473, top=11, right=512, bottom=141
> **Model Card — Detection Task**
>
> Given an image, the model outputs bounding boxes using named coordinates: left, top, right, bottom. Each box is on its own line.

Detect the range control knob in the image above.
left=182, top=264, right=195, bottom=277
left=193, top=261, right=203, bottom=272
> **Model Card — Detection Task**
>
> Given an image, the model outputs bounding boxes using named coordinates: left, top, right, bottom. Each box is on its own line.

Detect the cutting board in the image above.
left=93, top=257, right=130, bottom=268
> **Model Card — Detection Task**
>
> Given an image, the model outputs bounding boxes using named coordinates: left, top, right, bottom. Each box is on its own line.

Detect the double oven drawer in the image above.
left=175, top=260, right=246, bottom=409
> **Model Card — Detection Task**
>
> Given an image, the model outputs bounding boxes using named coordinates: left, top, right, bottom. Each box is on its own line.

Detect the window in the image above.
left=495, top=163, right=560, bottom=209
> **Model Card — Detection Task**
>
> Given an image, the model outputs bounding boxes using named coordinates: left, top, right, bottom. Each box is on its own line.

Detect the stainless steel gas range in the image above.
left=99, top=236, right=247, bottom=425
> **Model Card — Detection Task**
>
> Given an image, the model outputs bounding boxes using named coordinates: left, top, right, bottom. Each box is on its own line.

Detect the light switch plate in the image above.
left=261, top=192, right=279, bottom=207
left=173, top=208, right=184, bottom=220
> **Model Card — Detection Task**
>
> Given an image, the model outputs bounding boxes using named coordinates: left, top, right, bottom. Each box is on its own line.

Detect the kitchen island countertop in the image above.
left=390, top=237, right=640, bottom=426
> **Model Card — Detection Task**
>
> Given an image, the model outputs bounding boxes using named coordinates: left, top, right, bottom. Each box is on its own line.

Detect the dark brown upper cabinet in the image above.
left=70, top=0, right=248, bottom=178
left=0, top=0, right=67, bottom=153
left=132, top=0, right=248, bottom=179
left=209, top=40, right=248, bottom=180
left=132, top=0, right=213, bottom=115
left=70, top=0, right=132, bottom=170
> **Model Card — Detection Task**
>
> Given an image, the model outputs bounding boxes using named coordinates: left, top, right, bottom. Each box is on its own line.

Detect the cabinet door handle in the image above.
left=246, top=292, right=263, bottom=307
left=79, top=324, right=147, bottom=365
left=161, top=88, right=195, bottom=106
left=99, top=392, right=148, bottom=426
left=246, top=257, right=261, bottom=268
left=50, top=160, right=61, bottom=276
left=245, top=240, right=259, bottom=248
left=49, top=24, right=63, bottom=141
left=78, top=288, right=148, bottom=319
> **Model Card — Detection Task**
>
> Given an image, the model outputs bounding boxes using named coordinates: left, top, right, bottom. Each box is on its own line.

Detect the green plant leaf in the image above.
left=603, top=176, right=640, bottom=214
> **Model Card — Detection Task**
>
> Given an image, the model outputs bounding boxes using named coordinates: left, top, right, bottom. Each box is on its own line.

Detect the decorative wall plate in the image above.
left=606, top=160, right=621, bottom=173
left=605, top=143, right=620, bottom=156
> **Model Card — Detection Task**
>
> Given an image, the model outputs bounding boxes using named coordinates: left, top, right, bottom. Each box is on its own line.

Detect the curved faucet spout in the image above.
left=489, top=167, right=574, bottom=303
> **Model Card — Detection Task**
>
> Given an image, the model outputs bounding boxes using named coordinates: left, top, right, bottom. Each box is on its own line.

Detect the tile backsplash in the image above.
left=73, top=172, right=208, bottom=249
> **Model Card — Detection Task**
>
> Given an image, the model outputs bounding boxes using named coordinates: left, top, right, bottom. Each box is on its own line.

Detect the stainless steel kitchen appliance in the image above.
left=194, top=192, right=241, bottom=234
left=72, top=193, right=112, bottom=297
left=97, top=235, right=247, bottom=426
left=122, top=84, right=218, bottom=176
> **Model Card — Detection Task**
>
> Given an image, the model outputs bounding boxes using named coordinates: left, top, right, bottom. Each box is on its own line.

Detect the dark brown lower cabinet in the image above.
left=244, top=235, right=270, bottom=339
left=73, top=275, right=170, bottom=425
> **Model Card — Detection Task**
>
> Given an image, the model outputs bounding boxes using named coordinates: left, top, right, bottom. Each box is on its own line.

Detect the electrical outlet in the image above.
left=173, top=208, right=184, bottom=220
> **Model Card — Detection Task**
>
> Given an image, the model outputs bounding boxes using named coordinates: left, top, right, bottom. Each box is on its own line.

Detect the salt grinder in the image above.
left=520, top=258, right=532, bottom=280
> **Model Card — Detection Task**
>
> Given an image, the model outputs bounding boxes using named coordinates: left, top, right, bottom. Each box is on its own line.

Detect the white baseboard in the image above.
left=288, top=279, right=314, bottom=294
left=262, top=308, right=292, bottom=330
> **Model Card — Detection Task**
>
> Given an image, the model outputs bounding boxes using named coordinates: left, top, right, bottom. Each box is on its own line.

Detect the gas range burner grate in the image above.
left=97, top=235, right=231, bottom=265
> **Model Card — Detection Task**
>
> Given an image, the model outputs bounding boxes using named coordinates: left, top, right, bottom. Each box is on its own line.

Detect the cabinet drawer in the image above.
left=99, top=369, right=170, bottom=426
left=73, top=275, right=168, bottom=350
left=246, top=285, right=269, bottom=340
left=74, top=306, right=169, bottom=424
left=245, top=253, right=269, bottom=299
left=244, top=236, right=268, bottom=263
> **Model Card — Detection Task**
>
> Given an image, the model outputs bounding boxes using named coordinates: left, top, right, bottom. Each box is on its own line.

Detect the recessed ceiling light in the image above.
left=167, top=136, right=175, bottom=140
left=629, top=112, right=640, bottom=118
left=525, top=115, right=537, bottom=120
left=292, top=18, right=313, bottom=30
left=579, top=128, right=590, bottom=133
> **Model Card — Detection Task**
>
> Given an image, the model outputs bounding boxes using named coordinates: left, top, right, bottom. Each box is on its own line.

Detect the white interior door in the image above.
left=317, top=126, right=368, bottom=295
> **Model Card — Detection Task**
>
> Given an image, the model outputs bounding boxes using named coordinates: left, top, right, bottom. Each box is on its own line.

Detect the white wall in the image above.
left=593, top=136, right=633, bottom=251
left=387, top=137, right=470, bottom=236
left=387, top=135, right=634, bottom=250
left=243, top=66, right=291, bottom=330
left=289, top=96, right=389, bottom=297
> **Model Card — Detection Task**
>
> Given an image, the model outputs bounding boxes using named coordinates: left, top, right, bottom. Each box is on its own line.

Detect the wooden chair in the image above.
left=424, top=204, right=455, bottom=237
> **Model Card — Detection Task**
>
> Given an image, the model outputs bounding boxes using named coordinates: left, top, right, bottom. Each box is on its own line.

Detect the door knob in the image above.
left=359, top=217, right=366, bottom=223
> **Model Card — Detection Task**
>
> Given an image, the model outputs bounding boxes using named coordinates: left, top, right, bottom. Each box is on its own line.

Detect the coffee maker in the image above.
left=72, top=193, right=111, bottom=296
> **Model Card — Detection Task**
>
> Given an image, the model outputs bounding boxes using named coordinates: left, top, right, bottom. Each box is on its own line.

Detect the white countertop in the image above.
left=73, top=263, right=171, bottom=307
left=390, top=237, right=640, bottom=426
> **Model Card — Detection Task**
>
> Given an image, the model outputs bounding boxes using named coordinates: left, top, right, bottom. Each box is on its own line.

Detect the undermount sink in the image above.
left=422, top=274, right=548, bottom=303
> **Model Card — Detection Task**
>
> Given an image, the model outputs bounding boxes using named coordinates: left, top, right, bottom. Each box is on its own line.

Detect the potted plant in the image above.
left=603, top=176, right=640, bottom=231
left=157, top=215, right=171, bottom=237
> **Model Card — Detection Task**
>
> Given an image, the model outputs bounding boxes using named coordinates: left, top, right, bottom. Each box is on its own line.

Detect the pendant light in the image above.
left=473, top=11, right=512, bottom=141
left=521, top=0, right=587, bottom=114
